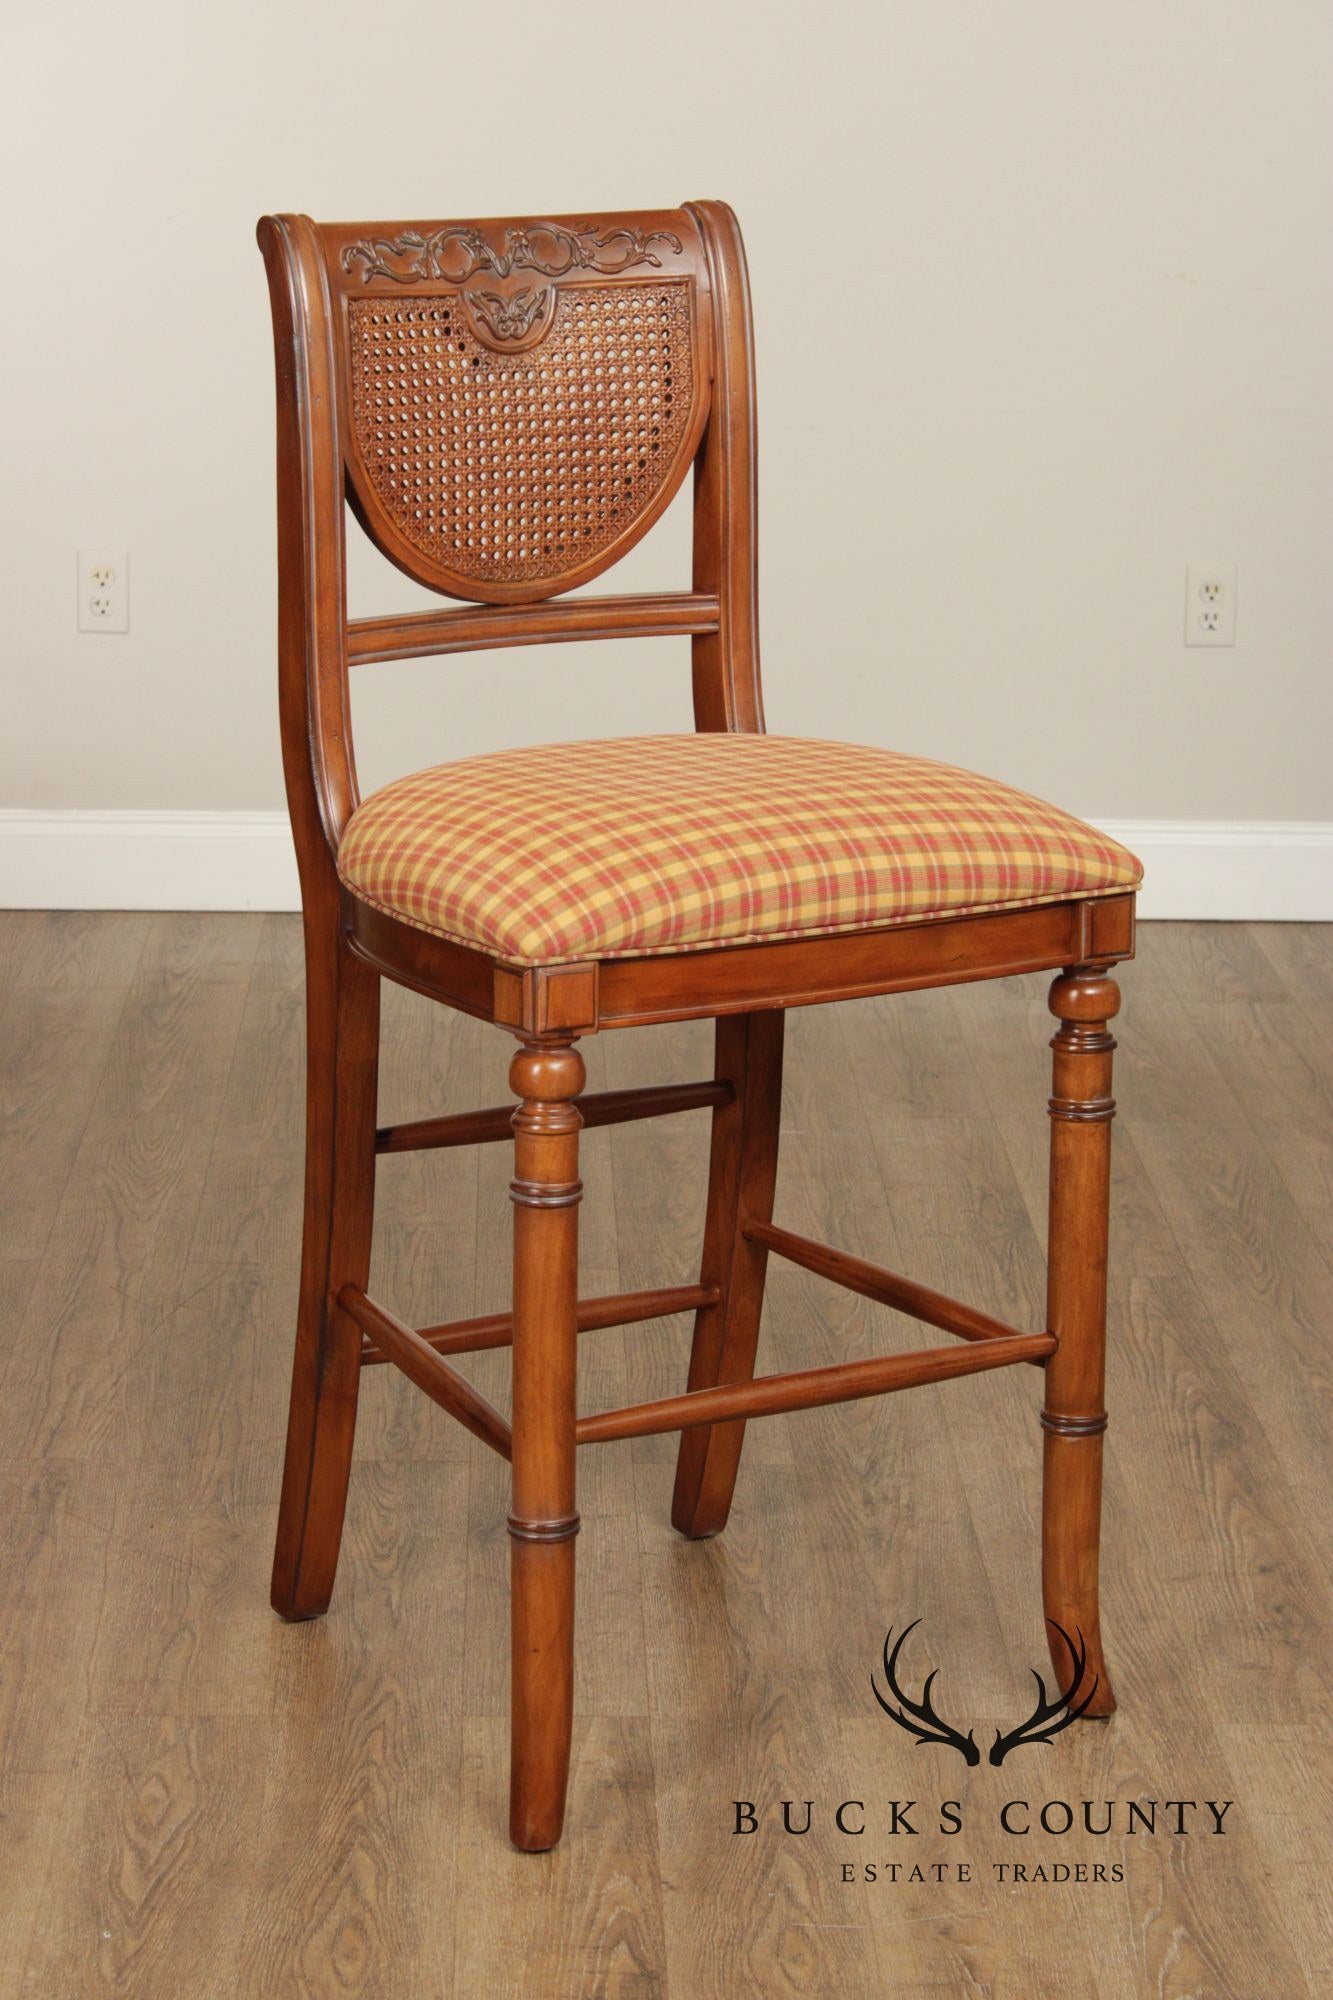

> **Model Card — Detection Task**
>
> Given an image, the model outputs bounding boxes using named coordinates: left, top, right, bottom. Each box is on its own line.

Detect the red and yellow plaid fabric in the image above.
left=337, top=734, right=1141, bottom=966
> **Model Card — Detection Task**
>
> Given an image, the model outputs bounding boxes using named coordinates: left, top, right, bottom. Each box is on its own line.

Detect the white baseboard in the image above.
left=1099, top=819, right=1332, bottom=922
left=0, top=809, right=1328, bottom=922
left=0, top=810, right=301, bottom=913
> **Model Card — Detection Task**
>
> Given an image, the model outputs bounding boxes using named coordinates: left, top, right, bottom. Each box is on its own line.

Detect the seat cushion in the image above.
left=337, top=734, right=1141, bottom=967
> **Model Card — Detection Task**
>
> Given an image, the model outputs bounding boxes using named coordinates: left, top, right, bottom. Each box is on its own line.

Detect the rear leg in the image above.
left=671, top=1009, right=784, bottom=1538
left=271, top=926, right=379, bottom=1619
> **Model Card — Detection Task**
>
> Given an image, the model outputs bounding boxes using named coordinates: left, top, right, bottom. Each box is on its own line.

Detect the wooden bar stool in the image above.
left=257, top=201, right=1140, bottom=1851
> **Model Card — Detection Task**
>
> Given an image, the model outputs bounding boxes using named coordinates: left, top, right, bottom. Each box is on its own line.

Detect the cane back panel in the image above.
left=318, top=210, right=714, bottom=605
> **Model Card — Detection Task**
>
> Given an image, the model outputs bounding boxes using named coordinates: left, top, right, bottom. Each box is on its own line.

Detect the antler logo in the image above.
left=872, top=1620, right=1099, bottom=1766
left=872, top=1622, right=980, bottom=1765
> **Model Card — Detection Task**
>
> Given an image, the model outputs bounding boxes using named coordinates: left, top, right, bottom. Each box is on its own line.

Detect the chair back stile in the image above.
left=258, top=214, right=358, bottom=911
left=257, top=201, right=760, bottom=903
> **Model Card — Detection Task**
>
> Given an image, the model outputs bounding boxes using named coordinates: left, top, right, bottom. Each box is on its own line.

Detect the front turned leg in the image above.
left=1042, top=969, right=1119, bottom=1718
left=508, top=1037, right=584, bottom=1852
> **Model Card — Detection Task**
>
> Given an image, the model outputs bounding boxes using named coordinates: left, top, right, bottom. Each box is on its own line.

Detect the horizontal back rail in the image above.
left=348, top=591, right=720, bottom=665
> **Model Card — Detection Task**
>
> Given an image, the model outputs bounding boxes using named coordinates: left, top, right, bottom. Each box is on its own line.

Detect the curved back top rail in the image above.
left=328, top=209, right=712, bottom=605
left=257, top=200, right=762, bottom=897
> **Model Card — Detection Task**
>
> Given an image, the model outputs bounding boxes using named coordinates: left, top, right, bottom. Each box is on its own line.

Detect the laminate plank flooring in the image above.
left=0, top=914, right=1327, bottom=1997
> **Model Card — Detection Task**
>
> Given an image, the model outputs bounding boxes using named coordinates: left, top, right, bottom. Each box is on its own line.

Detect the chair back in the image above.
left=258, top=201, right=762, bottom=893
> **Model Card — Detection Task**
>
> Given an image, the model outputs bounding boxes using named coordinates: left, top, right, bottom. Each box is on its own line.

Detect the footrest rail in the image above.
left=376, top=1079, right=732, bottom=1156
left=575, top=1329, right=1056, bottom=1446
left=339, top=1286, right=513, bottom=1460
left=359, top=1283, right=717, bottom=1365
left=746, top=1219, right=1046, bottom=1365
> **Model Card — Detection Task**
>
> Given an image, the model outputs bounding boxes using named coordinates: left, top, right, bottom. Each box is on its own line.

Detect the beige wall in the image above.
left=3, top=1, right=1330, bottom=823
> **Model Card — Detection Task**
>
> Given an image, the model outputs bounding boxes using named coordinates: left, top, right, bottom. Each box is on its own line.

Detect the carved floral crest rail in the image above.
left=341, top=220, right=684, bottom=287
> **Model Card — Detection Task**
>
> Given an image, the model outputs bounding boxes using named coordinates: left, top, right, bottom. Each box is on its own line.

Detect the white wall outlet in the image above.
left=77, top=549, right=130, bottom=633
left=1185, top=564, right=1237, bottom=647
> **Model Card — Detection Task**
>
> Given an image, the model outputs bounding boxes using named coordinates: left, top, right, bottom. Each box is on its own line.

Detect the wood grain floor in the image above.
left=0, top=913, right=1328, bottom=1998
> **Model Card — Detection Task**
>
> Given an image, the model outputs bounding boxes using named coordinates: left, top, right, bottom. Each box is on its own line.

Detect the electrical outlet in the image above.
left=1185, top=564, right=1236, bottom=647
left=77, top=549, right=130, bottom=633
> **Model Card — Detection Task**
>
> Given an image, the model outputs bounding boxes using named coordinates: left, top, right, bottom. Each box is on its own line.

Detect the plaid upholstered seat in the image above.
left=337, top=734, right=1142, bottom=968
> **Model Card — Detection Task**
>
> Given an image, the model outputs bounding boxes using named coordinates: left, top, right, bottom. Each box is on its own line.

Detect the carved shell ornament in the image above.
left=465, top=285, right=555, bottom=344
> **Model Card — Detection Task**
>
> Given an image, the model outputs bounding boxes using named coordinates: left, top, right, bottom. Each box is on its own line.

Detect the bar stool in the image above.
left=257, top=201, right=1140, bottom=1850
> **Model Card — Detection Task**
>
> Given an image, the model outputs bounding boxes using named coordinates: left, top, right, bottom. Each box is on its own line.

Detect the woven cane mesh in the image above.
left=346, top=280, right=693, bottom=587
